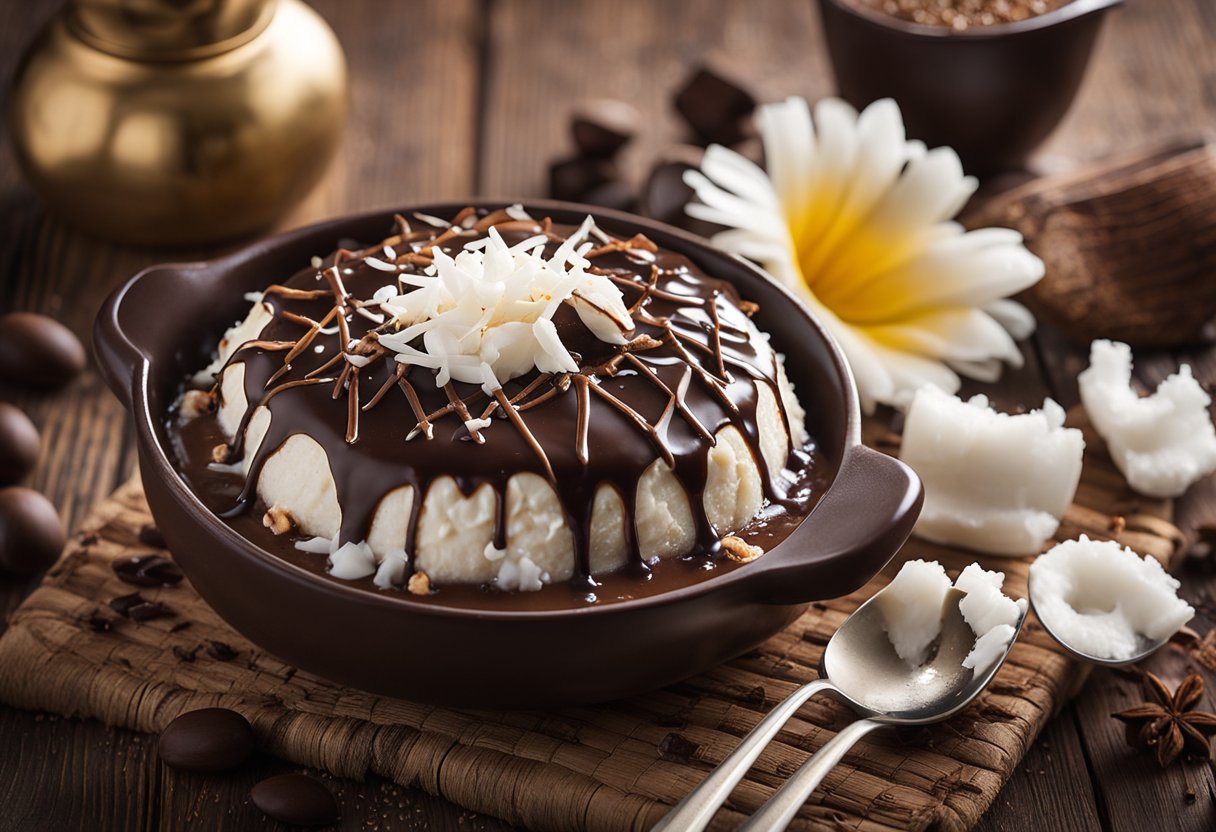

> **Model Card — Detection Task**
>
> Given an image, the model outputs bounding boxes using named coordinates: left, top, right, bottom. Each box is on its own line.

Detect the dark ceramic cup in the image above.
left=816, top=0, right=1122, bottom=174
left=94, top=201, right=922, bottom=707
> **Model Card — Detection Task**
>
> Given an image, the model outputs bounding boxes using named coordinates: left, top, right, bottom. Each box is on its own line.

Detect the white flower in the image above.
left=683, top=96, right=1044, bottom=412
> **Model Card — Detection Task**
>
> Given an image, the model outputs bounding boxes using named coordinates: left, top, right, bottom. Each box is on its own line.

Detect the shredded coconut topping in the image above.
left=376, top=216, right=635, bottom=394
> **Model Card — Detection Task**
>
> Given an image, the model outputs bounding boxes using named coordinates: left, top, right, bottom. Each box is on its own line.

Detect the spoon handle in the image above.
left=740, top=717, right=883, bottom=831
left=650, top=678, right=836, bottom=832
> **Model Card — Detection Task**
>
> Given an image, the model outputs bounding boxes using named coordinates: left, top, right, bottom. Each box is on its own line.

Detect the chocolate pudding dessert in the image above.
left=171, top=205, right=826, bottom=608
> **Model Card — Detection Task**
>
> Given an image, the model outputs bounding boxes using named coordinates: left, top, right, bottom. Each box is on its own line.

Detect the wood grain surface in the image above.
left=1, top=0, right=1214, bottom=830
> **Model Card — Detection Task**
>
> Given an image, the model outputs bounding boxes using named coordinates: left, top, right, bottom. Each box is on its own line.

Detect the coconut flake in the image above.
left=365, top=256, right=398, bottom=272
left=876, top=559, right=951, bottom=666
left=328, top=540, right=377, bottom=580
left=373, top=549, right=408, bottom=589
left=879, top=559, right=1024, bottom=672
left=344, top=353, right=372, bottom=368
left=413, top=212, right=450, bottom=228
left=505, top=203, right=533, bottom=221
left=1029, top=535, right=1194, bottom=661
left=496, top=555, right=549, bottom=592
left=483, top=542, right=507, bottom=562
left=1079, top=339, right=1216, bottom=498
left=900, top=387, right=1084, bottom=556
left=374, top=217, right=631, bottom=405
left=294, top=535, right=336, bottom=555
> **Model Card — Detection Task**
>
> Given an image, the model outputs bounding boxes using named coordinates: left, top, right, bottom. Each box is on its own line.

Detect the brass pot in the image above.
left=8, top=0, right=347, bottom=246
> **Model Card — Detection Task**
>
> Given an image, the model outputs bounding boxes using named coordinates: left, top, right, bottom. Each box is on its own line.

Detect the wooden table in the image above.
left=2, top=1, right=1214, bottom=829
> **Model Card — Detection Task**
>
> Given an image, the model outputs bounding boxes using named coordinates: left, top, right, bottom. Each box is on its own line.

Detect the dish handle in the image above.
left=744, top=444, right=923, bottom=605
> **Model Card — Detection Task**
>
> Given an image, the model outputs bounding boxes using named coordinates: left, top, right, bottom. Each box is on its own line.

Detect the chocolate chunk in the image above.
left=137, top=523, right=167, bottom=549
left=172, top=645, right=199, bottom=662
left=108, top=591, right=174, bottom=621
left=0, top=486, right=65, bottom=576
left=128, top=600, right=174, bottom=621
left=673, top=66, right=757, bottom=146
left=578, top=180, right=638, bottom=212
left=205, top=640, right=238, bottom=662
left=0, top=403, right=39, bottom=486
left=158, top=708, right=254, bottom=772
left=0, top=312, right=87, bottom=389
left=571, top=99, right=641, bottom=158
left=109, top=592, right=147, bottom=616
left=548, top=156, right=617, bottom=202
left=642, top=146, right=724, bottom=239
left=251, top=773, right=340, bottom=827
left=112, top=554, right=183, bottom=587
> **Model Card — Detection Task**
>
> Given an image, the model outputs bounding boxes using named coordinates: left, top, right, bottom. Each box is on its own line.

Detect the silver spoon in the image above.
left=653, top=587, right=1026, bottom=832
left=1027, top=573, right=1164, bottom=666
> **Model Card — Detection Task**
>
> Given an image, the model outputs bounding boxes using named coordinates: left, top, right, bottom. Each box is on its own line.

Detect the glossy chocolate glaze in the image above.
left=171, top=207, right=826, bottom=605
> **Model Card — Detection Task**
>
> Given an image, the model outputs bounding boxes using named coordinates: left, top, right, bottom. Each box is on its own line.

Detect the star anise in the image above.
left=1113, top=672, right=1216, bottom=767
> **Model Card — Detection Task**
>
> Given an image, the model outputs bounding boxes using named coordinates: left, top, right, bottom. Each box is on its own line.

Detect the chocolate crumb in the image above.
left=137, top=524, right=167, bottom=549
left=658, top=732, right=700, bottom=759
left=86, top=613, right=112, bottom=633
left=79, top=533, right=99, bottom=547
left=1185, top=787, right=1196, bottom=804
left=173, top=645, right=199, bottom=663
left=112, top=554, right=183, bottom=587
left=169, top=621, right=192, bottom=634
left=205, top=640, right=239, bottom=662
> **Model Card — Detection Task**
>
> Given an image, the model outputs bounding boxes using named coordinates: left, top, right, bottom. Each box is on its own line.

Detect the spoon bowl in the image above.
left=824, top=587, right=1014, bottom=721
left=1027, top=574, right=1166, bottom=667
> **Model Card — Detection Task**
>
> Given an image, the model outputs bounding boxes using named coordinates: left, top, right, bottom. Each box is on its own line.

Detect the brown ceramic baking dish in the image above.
left=94, top=200, right=921, bottom=708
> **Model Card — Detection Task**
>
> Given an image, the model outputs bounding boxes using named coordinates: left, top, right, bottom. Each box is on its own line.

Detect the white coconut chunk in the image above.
left=496, top=554, right=549, bottom=592
left=963, top=624, right=1016, bottom=671
left=483, top=542, right=507, bottom=562
left=373, top=549, right=408, bottom=589
left=953, top=563, right=1025, bottom=672
left=955, top=563, right=1027, bottom=635
left=1029, top=535, right=1194, bottom=661
left=876, top=559, right=952, bottom=666
left=1079, top=339, right=1216, bottom=498
left=328, top=540, right=377, bottom=580
left=880, top=559, right=1025, bottom=671
left=295, top=535, right=335, bottom=555
left=900, top=387, right=1084, bottom=556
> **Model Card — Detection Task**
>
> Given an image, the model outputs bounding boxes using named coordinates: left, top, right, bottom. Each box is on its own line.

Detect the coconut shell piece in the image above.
left=969, top=138, right=1216, bottom=349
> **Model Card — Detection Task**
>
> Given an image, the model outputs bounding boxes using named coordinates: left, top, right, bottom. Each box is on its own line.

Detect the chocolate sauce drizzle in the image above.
left=198, top=207, right=812, bottom=590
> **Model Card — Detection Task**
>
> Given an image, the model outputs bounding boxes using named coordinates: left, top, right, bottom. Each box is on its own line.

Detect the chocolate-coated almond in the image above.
left=158, top=708, right=254, bottom=772
left=0, top=312, right=87, bottom=389
left=251, top=773, right=340, bottom=827
left=0, top=403, right=39, bottom=485
left=0, top=486, right=64, bottom=576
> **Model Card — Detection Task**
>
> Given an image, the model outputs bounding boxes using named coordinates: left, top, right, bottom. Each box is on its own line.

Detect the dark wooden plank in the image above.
left=0, top=709, right=157, bottom=832
left=973, top=704, right=1103, bottom=832
left=159, top=752, right=519, bottom=832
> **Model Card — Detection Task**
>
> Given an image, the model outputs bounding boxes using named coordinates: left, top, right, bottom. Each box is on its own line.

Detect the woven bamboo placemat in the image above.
left=0, top=411, right=1184, bottom=831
